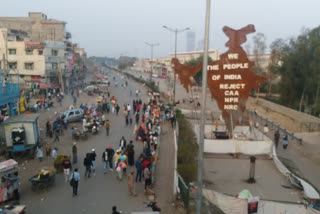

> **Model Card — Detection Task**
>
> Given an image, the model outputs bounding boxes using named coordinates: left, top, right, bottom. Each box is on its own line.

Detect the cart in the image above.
left=28, top=167, right=56, bottom=191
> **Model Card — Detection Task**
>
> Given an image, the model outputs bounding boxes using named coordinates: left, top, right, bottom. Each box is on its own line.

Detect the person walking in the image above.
left=45, top=143, right=51, bottom=160
left=72, top=142, right=78, bottom=164
left=51, top=147, right=58, bottom=159
left=73, top=96, right=77, bottom=106
left=128, top=171, right=137, bottom=196
left=83, top=153, right=92, bottom=178
left=119, top=136, right=127, bottom=151
left=127, top=104, right=131, bottom=115
left=283, top=134, right=289, bottom=150
left=54, top=128, right=60, bottom=142
left=70, top=168, right=80, bottom=197
left=8, top=172, right=20, bottom=201
left=125, top=115, right=129, bottom=127
left=274, top=130, right=280, bottom=149
left=115, top=104, right=120, bottom=115
left=144, top=164, right=152, bottom=191
left=105, top=119, right=110, bottom=136
left=135, top=156, right=143, bottom=182
left=90, top=149, right=97, bottom=175
left=135, top=112, right=140, bottom=124
left=127, top=141, right=135, bottom=166
left=102, top=149, right=109, bottom=174
left=36, top=146, right=43, bottom=162
left=62, top=156, right=72, bottom=182
left=114, top=150, right=121, bottom=171
left=107, top=146, right=115, bottom=170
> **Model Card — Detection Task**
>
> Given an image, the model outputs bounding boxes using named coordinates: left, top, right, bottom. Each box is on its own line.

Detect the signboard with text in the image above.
left=172, top=24, right=267, bottom=129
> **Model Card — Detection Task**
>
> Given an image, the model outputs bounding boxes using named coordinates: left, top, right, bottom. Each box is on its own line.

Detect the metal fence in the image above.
left=178, top=175, right=190, bottom=210
left=246, top=110, right=303, bottom=145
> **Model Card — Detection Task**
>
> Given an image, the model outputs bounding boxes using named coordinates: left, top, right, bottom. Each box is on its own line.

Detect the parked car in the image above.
left=61, top=109, right=84, bottom=123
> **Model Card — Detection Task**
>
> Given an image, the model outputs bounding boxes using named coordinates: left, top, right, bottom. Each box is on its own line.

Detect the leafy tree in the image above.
left=184, top=55, right=213, bottom=85
left=252, top=32, right=267, bottom=75
left=278, top=26, right=320, bottom=114
left=267, top=39, right=286, bottom=96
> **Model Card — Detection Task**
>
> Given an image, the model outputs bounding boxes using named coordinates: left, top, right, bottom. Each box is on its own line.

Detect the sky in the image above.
left=2, top=0, right=320, bottom=59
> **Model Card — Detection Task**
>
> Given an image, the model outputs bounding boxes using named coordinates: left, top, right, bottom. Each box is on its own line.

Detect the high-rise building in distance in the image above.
left=186, top=31, right=195, bottom=52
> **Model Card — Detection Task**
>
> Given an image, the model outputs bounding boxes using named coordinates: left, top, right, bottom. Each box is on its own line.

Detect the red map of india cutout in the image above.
left=171, top=24, right=267, bottom=124
left=207, top=24, right=267, bottom=119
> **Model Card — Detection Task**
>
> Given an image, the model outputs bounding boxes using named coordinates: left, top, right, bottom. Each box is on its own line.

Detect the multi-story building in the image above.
left=186, top=31, right=195, bottom=52
left=0, top=12, right=86, bottom=94
left=0, top=28, right=45, bottom=91
left=44, top=41, right=65, bottom=90
left=0, top=28, right=67, bottom=93
left=0, top=12, right=66, bottom=42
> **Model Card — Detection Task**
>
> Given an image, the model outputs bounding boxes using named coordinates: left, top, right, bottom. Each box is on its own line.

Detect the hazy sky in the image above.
left=2, top=0, right=319, bottom=58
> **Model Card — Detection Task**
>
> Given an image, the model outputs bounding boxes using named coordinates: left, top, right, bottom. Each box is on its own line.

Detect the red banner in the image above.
left=39, top=83, right=46, bottom=89
left=31, top=75, right=41, bottom=82
left=25, top=41, right=44, bottom=50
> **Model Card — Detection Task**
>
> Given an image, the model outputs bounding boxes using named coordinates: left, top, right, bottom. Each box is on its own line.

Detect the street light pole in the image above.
left=145, top=42, right=159, bottom=81
left=163, top=26, right=190, bottom=105
left=197, top=0, right=211, bottom=213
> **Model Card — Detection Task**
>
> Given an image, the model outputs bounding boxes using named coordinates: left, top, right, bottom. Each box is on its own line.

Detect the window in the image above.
left=75, top=111, right=80, bottom=115
left=25, top=49, right=33, bottom=55
left=8, top=49, right=16, bottom=55
left=68, top=112, right=74, bottom=116
left=8, top=62, right=17, bottom=69
left=38, top=50, right=43, bottom=55
left=51, top=49, right=58, bottom=56
left=25, top=63, right=34, bottom=70
left=52, top=63, right=58, bottom=69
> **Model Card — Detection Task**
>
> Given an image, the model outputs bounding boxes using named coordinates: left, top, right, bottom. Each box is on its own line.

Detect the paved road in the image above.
left=19, top=69, right=163, bottom=214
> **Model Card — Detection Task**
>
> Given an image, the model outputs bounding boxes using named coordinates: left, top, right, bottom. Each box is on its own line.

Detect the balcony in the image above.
left=0, top=83, right=20, bottom=106
left=65, top=32, right=72, bottom=40
left=45, top=56, right=65, bottom=63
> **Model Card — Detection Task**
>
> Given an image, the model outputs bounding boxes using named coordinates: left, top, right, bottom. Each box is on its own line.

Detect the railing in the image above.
left=247, top=109, right=303, bottom=145
left=0, top=83, right=20, bottom=106
left=178, top=175, right=190, bottom=209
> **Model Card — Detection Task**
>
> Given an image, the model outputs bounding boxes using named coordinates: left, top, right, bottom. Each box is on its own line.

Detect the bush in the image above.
left=177, top=163, right=197, bottom=184
left=177, top=143, right=198, bottom=164
left=176, top=110, right=198, bottom=184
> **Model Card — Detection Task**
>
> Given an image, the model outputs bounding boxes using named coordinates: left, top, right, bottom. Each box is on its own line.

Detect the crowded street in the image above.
left=12, top=67, right=174, bottom=214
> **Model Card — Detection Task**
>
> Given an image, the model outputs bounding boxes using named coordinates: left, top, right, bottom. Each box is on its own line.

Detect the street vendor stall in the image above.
left=1, top=114, right=40, bottom=153
left=0, top=159, right=18, bottom=202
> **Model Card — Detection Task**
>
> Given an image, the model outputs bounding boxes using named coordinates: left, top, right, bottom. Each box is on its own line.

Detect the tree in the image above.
left=184, top=55, right=213, bottom=85
left=278, top=26, right=320, bottom=114
left=252, top=32, right=267, bottom=75
left=267, top=39, right=286, bottom=96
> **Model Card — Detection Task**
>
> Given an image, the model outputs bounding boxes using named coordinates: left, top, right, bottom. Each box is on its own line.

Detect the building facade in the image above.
left=0, top=28, right=45, bottom=91
left=0, top=12, right=66, bottom=42
left=44, top=41, right=65, bottom=89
